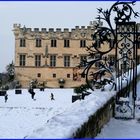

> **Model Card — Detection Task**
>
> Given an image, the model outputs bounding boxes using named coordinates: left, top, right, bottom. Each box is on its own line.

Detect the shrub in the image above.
left=74, top=84, right=90, bottom=94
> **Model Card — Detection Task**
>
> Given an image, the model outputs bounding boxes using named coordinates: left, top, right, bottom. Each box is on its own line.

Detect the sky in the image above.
left=0, top=1, right=139, bottom=73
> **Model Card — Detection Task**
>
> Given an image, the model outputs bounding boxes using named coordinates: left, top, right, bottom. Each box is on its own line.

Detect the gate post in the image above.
left=115, top=22, right=137, bottom=119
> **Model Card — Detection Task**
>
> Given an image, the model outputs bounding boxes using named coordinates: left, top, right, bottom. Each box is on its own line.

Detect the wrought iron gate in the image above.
left=81, top=1, right=139, bottom=119
left=115, top=22, right=137, bottom=119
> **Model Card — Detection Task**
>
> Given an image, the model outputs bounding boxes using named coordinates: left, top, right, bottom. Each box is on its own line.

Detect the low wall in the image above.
left=72, top=69, right=140, bottom=138
left=72, top=97, right=115, bottom=138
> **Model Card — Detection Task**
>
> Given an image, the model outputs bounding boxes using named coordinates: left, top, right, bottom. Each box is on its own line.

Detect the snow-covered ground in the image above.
left=96, top=80, right=140, bottom=138
left=0, top=88, right=116, bottom=138
left=96, top=118, right=140, bottom=138
left=0, top=88, right=73, bottom=138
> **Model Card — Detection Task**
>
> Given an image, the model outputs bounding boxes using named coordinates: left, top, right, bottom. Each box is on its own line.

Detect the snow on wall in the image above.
left=26, top=91, right=116, bottom=138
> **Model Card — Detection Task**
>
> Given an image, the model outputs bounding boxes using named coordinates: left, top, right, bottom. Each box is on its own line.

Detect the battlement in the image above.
left=13, top=21, right=99, bottom=39
left=13, top=22, right=96, bottom=33
left=13, top=23, right=21, bottom=28
left=27, top=26, right=93, bottom=32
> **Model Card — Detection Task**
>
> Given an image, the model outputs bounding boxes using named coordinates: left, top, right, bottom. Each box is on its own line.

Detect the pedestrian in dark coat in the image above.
left=5, top=94, right=8, bottom=103
left=51, top=93, right=55, bottom=100
left=28, top=88, right=36, bottom=100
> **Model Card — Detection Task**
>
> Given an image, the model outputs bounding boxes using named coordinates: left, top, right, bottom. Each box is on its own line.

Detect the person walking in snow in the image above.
left=31, top=90, right=36, bottom=100
left=4, top=94, right=8, bottom=103
left=51, top=93, right=55, bottom=100
left=28, top=87, right=36, bottom=100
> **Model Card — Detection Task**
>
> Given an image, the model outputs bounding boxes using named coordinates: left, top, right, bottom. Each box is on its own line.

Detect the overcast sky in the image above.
left=0, top=1, right=139, bottom=73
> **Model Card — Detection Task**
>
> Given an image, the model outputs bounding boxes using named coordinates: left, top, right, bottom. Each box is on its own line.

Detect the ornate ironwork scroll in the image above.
left=81, top=1, right=139, bottom=119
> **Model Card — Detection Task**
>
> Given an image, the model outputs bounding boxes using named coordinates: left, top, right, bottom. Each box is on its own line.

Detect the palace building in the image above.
left=13, top=21, right=100, bottom=88
left=13, top=22, right=140, bottom=88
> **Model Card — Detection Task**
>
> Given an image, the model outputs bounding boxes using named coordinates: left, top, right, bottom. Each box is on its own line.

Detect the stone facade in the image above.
left=13, top=22, right=98, bottom=88
left=13, top=22, right=140, bottom=88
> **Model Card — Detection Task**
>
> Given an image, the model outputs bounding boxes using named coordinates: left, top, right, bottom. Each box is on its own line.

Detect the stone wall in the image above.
left=72, top=97, right=115, bottom=138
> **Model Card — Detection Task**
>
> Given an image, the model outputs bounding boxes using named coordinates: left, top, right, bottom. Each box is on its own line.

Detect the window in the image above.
left=138, top=37, right=140, bottom=49
left=80, top=40, right=86, bottom=48
left=64, top=39, right=70, bottom=48
left=108, top=55, right=115, bottom=62
left=67, top=74, right=70, bottom=78
left=36, top=38, right=41, bottom=47
left=80, top=56, right=87, bottom=67
left=95, top=54, right=100, bottom=59
left=20, top=38, right=26, bottom=47
left=53, top=73, right=56, bottom=78
left=137, top=55, right=140, bottom=64
left=137, top=34, right=140, bottom=49
left=35, top=55, right=41, bottom=67
left=110, top=39, right=114, bottom=48
left=64, top=56, right=70, bottom=67
left=50, top=55, right=56, bottom=67
left=95, top=54, right=100, bottom=68
left=19, top=55, right=26, bottom=66
left=37, top=73, right=41, bottom=77
left=97, top=40, right=100, bottom=48
left=51, top=39, right=57, bottom=47
left=138, top=42, right=140, bottom=49
left=95, top=61, right=100, bottom=68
